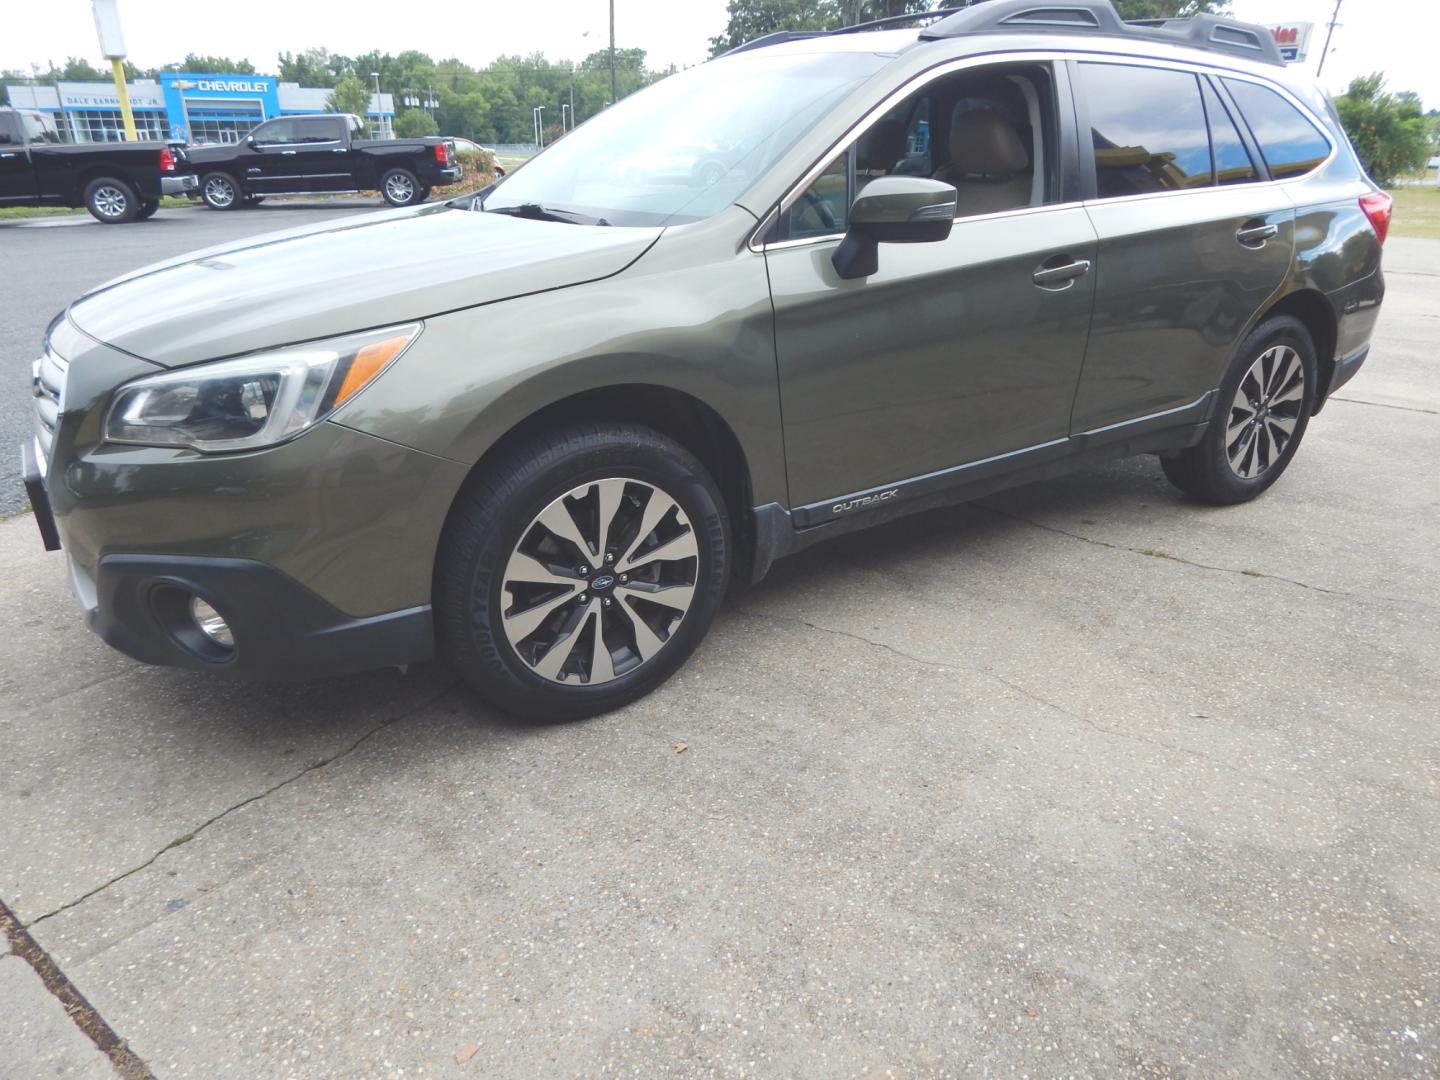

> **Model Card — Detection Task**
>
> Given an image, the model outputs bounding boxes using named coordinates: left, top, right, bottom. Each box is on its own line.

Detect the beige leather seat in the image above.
left=933, top=109, right=1032, bottom=216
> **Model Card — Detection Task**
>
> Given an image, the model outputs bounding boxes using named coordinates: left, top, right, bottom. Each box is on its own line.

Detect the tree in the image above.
left=708, top=0, right=837, bottom=57
left=1336, top=74, right=1432, bottom=184
left=1110, top=0, right=1229, bottom=18
left=159, top=54, right=257, bottom=74
left=326, top=74, right=371, bottom=120
left=278, top=48, right=349, bottom=88
left=394, top=108, right=438, bottom=138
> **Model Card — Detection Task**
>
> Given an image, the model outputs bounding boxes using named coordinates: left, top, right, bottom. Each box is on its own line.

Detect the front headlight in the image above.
left=103, top=323, right=421, bottom=453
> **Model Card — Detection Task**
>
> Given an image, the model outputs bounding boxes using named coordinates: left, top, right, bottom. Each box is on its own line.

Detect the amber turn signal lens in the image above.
left=333, top=336, right=411, bottom=406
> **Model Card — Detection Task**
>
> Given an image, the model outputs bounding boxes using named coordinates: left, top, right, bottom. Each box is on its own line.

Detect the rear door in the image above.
left=1069, top=60, right=1294, bottom=433
left=766, top=60, right=1099, bottom=515
left=0, top=113, right=36, bottom=202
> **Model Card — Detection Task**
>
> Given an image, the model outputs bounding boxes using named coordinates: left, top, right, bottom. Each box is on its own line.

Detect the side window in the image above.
left=295, top=118, right=344, bottom=142
left=781, top=63, right=1058, bottom=239
left=1203, top=80, right=1258, bottom=185
left=1223, top=79, right=1331, bottom=179
left=0, top=115, right=15, bottom=145
left=789, top=155, right=849, bottom=239
left=252, top=119, right=297, bottom=146
left=1078, top=63, right=1212, bottom=197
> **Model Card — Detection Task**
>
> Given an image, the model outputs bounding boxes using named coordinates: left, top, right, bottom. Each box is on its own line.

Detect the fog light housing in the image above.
left=190, top=596, right=235, bottom=649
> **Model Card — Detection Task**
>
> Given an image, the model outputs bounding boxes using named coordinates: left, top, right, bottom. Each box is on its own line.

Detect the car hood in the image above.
left=67, top=203, right=664, bottom=368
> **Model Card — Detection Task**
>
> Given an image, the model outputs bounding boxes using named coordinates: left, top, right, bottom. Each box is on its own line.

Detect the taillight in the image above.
left=158, top=147, right=175, bottom=172
left=1359, top=191, right=1392, bottom=246
left=433, top=142, right=450, bottom=166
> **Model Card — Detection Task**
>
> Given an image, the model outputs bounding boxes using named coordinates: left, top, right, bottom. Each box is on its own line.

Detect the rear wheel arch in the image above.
left=1255, top=289, right=1337, bottom=412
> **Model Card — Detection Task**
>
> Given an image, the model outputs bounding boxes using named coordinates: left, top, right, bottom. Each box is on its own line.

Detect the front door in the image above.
left=766, top=62, right=1097, bottom=514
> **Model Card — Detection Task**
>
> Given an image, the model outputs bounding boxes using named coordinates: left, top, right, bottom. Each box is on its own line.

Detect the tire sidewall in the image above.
left=1202, top=315, right=1318, bottom=501
left=201, top=172, right=240, bottom=210
left=441, top=432, right=729, bottom=721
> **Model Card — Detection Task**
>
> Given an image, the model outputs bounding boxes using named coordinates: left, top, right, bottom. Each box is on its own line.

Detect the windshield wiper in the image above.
left=485, top=202, right=608, bottom=226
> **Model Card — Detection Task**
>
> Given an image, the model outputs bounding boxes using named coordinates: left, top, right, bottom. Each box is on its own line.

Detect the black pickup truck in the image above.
left=0, top=108, right=195, bottom=223
left=187, top=113, right=461, bottom=210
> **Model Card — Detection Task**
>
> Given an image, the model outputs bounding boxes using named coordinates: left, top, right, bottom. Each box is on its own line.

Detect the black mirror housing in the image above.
left=833, top=176, right=957, bottom=279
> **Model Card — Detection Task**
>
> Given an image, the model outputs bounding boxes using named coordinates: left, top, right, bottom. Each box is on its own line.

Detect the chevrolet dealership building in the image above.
left=3, top=72, right=394, bottom=144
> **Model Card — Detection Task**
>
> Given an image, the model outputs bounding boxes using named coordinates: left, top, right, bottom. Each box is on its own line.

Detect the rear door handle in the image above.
left=1032, top=258, right=1091, bottom=288
left=0, top=152, right=17, bottom=158
left=281, top=150, right=297, bottom=155
left=1236, top=221, right=1278, bottom=246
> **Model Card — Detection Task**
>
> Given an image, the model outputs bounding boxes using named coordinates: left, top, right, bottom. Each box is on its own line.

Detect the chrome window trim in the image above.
left=748, top=46, right=1338, bottom=251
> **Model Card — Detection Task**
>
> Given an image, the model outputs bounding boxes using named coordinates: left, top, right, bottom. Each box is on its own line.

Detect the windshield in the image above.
left=482, top=51, right=887, bottom=227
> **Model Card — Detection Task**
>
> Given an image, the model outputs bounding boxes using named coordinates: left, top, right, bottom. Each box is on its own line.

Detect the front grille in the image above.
left=32, top=346, right=68, bottom=470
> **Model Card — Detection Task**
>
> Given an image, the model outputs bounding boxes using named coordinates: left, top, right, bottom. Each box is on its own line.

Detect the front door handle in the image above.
left=0, top=151, right=17, bottom=158
left=280, top=150, right=298, bottom=155
left=1032, top=257, right=1092, bottom=289
left=1236, top=221, right=1278, bottom=246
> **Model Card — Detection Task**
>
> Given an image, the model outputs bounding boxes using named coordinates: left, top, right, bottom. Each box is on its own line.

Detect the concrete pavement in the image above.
left=0, top=239, right=1436, bottom=1078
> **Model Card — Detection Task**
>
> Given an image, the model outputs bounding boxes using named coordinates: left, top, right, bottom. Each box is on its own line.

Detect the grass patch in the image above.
left=1388, top=185, right=1440, bottom=241
left=0, top=195, right=197, bottom=221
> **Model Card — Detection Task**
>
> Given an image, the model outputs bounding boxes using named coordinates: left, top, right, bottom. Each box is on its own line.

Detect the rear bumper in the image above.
left=435, top=166, right=462, bottom=185
left=161, top=174, right=199, bottom=197
left=77, top=552, right=435, bottom=680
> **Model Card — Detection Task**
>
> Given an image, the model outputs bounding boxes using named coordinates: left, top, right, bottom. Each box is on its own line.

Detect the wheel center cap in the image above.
left=589, top=573, right=616, bottom=593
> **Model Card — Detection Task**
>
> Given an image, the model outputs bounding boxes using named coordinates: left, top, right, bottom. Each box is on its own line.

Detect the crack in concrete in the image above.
left=26, top=682, right=456, bottom=930
left=729, top=607, right=1222, bottom=765
left=0, top=897, right=153, bottom=1079
left=1329, top=396, right=1439, bottom=416
left=977, top=504, right=1433, bottom=609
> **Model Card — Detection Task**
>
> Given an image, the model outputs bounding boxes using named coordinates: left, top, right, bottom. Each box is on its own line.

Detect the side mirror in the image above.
left=833, top=176, right=957, bottom=280
left=245, top=135, right=256, bottom=148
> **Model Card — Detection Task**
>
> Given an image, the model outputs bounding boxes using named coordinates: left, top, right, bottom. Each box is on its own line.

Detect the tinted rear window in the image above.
left=1078, top=64, right=1212, bottom=197
left=1223, top=79, right=1331, bottom=179
left=1203, top=81, right=1257, bottom=186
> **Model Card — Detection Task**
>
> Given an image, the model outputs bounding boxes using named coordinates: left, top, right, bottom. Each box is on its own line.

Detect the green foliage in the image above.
left=707, top=0, right=933, bottom=57
left=1110, top=0, right=1230, bottom=18
left=325, top=74, right=372, bottom=120
left=394, top=108, right=439, bottom=138
left=1336, top=73, right=1432, bottom=185
left=158, top=54, right=257, bottom=74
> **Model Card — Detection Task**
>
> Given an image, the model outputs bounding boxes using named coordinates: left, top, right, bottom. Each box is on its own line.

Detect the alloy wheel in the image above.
left=204, top=176, right=235, bottom=208
left=92, top=185, right=128, bottom=219
left=1226, top=344, right=1305, bottom=479
left=385, top=173, right=415, bottom=203
left=500, top=478, right=699, bottom=685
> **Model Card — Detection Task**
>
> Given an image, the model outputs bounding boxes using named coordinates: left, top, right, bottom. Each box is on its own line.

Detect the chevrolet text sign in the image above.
left=194, top=79, right=270, bottom=93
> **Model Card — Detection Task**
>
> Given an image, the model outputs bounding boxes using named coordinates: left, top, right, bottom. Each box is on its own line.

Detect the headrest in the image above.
left=858, top=118, right=908, bottom=173
left=949, top=110, right=1029, bottom=177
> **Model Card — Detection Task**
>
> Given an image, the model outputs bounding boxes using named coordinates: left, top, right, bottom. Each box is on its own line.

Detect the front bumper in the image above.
left=161, top=174, right=199, bottom=197
left=76, top=552, right=434, bottom=679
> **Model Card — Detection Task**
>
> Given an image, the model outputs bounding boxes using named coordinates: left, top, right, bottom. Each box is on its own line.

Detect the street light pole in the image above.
left=370, top=71, right=385, bottom=138
left=609, top=0, right=617, bottom=105
left=536, top=104, right=546, bottom=148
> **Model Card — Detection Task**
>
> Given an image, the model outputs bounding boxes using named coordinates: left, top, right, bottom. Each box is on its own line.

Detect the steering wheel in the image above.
left=796, top=190, right=838, bottom=232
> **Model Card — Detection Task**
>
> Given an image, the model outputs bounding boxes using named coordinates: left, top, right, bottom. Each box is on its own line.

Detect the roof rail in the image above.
left=720, top=8, right=963, bottom=57
left=918, top=0, right=1284, bottom=66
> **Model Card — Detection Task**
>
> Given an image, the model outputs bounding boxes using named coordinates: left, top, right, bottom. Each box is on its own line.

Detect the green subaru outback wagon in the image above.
left=24, top=1, right=1388, bottom=720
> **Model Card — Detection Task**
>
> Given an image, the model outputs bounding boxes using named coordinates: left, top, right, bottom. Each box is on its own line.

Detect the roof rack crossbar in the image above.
left=918, top=0, right=1284, bottom=66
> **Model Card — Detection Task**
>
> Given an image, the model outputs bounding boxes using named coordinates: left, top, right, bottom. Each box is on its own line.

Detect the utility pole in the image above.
left=609, top=0, right=617, bottom=105
left=1316, top=0, right=1342, bottom=76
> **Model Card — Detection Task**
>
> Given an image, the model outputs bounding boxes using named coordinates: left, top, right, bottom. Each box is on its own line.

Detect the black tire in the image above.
left=200, top=172, right=241, bottom=211
left=135, top=199, right=159, bottom=220
left=417, top=186, right=433, bottom=202
left=380, top=167, right=421, bottom=207
left=84, top=177, right=140, bottom=223
left=1161, top=314, right=1318, bottom=505
left=436, top=422, right=730, bottom=722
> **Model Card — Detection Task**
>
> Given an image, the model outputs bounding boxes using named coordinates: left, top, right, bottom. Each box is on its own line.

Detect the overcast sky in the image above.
left=2, top=0, right=1435, bottom=107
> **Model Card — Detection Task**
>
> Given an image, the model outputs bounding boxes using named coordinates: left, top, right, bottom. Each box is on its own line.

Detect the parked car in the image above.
left=186, top=113, right=460, bottom=209
left=451, top=137, right=506, bottom=177
left=24, top=0, right=1388, bottom=720
left=0, top=108, right=195, bottom=222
